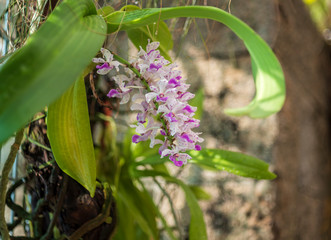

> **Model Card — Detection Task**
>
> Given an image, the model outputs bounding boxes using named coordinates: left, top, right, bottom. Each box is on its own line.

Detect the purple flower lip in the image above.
left=180, top=133, right=194, bottom=143
left=165, top=112, right=178, bottom=122
left=96, top=62, right=111, bottom=70
left=149, top=63, right=162, bottom=71
left=195, top=145, right=202, bottom=151
left=137, top=114, right=146, bottom=124
left=174, top=160, right=183, bottom=167
left=132, top=134, right=140, bottom=143
left=168, top=78, right=180, bottom=87
left=177, top=92, right=188, bottom=99
left=182, top=105, right=195, bottom=113
left=169, top=154, right=183, bottom=167
left=156, top=95, right=168, bottom=102
left=147, top=49, right=155, bottom=56
left=160, top=129, right=166, bottom=136
left=107, top=89, right=120, bottom=98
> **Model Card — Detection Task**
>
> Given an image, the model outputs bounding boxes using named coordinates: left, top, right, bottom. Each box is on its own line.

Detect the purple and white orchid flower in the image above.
left=93, top=41, right=203, bottom=167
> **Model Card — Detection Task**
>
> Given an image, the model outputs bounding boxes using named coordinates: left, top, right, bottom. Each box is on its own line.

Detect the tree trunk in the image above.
left=273, top=0, right=331, bottom=239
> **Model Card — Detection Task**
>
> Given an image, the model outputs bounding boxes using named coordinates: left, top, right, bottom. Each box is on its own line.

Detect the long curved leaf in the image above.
left=105, top=6, right=285, bottom=118
left=0, top=0, right=107, bottom=144
left=189, top=149, right=276, bottom=180
left=47, top=76, right=96, bottom=196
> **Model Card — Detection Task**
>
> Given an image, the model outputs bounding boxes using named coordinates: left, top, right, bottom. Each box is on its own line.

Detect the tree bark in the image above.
left=273, top=0, right=331, bottom=239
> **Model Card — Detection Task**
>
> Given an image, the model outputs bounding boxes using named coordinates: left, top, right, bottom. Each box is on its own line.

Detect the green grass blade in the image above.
left=106, top=6, right=285, bottom=118
left=47, top=76, right=96, bottom=196
left=189, top=149, right=276, bottom=180
left=0, top=0, right=107, bottom=144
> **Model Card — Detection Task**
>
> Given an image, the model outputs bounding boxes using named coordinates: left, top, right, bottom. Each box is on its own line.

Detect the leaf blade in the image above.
left=189, top=149, right=276, bottom=180
left=0, top=0, right=107, bottom=144
left=47, top=76, right=96, bottom=195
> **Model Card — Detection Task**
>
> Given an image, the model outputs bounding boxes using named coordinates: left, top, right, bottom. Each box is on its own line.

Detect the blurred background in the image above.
left=1, top=0, right=331, bottom=239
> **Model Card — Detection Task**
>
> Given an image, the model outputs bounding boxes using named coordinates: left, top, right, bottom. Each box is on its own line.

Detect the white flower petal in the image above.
left=161, top=149, right=173, bottom=158
left=120, top=93, right=130, bottom=104
left=145, top=92, right=158, bottom=103
left=101, top=48, right=112, bottom=62
left=157, top=79, right=168, bottom=92
left=112, top=61, right=121, bottom=71
left=157, top=105, right=169, bottom=114
left=97, top=68, right=111, bottom=75
left=92, top=58, right=105, bottom=63
left=131, top=103, right=144, bottom=112
left=132, top=93, right=145, bottom=102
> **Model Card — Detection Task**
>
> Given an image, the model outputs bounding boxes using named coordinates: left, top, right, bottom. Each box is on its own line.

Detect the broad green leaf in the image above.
left=47, top=76, right=96, bottom=196
left=133, top=169, right=208, bottom=240
left=97, top=6, right=115, bottom=17
left=105, top=6, right=285, bottom=118
left=0, top=0, right=107, bottom=144
left=189, top=149, right=276, bottom=180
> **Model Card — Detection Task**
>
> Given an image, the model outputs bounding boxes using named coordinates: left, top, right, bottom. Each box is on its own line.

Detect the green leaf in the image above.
left=133, top=154, right=168, bottom=166
left=189, top=149, right=276, bottom=180
left=0, top=0, right=107, bottom=144
left=189, top=185, right=211, bottom=200
left=47, top=76, right=96, bottom=196
left=133, top=169, right=208, bottom=240
left=106, top=6, right=285, bottom=118
left=112, top=195, right=136, bottom=240
left=172, top=178, right=207, bottom=240
left=97, top=6, right=115, bottom=17
left=0, top=52, right=14, bottom=64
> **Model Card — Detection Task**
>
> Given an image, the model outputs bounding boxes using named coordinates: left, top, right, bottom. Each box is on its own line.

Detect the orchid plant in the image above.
left=0, top=0, right=285, bottom=239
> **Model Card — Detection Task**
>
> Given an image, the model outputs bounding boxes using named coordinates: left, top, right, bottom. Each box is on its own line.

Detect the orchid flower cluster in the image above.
left=92, top=41, right=203, bottom=167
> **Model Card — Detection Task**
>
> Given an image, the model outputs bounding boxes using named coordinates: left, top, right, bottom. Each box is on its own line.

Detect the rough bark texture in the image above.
left=273, top=0, right=331, bottom=239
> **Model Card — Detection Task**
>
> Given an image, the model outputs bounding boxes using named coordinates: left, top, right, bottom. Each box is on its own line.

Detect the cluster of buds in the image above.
left=92, top=41, right=203, bottom=167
